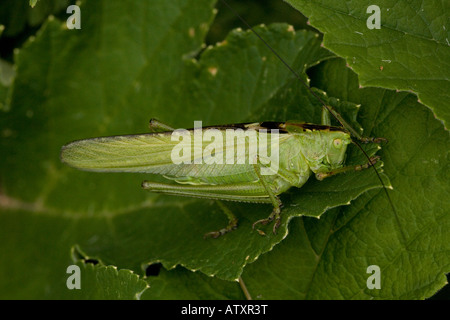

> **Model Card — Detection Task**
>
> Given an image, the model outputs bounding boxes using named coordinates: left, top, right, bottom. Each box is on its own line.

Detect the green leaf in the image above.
left=142, top=266, right=245, bottom=300
left=286, top=0, right=450, bottom=129
left=64, top=262, right=149, bottom=300
left=241, top=58, right=450, bottom=299
left=0, top=0, right=68, bottom=37
left=0, top=207, right=146, bottom=299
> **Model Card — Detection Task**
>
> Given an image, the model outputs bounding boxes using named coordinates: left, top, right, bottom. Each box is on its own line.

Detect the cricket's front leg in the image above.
left=315, top=156, right=381, bottom=180
left=321, top=105, right=387, bottom=144
left=358, top=137, right=388, bottom=144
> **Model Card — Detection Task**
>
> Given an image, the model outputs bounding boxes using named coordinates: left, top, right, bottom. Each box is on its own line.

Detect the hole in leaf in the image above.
left=83, top=258, right=99, bottom=265
left=146, top=263, right=162, bottom=277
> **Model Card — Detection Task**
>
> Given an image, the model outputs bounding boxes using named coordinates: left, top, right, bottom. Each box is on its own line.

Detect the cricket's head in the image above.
left=296, top=128, right=352, bottom=174
left=323, top=130, right=353, bottom=168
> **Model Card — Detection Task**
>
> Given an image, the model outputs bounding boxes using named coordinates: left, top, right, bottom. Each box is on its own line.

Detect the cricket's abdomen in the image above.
left=165, top=134, right=313, bottom=196
left=163, top=163, right=259, bottom=185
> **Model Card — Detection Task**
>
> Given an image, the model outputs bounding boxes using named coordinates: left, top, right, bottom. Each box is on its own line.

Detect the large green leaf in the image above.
left=241, top=58, right=450, bottom=299
left=286, top=0, right=450, bottom=129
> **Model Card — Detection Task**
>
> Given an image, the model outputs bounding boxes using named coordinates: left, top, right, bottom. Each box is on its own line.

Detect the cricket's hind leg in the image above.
left=204, top=201, right=238, bottom=239
left=141, top=180, right=272, bottom=238
left=148, top=118, right=175, bottom=132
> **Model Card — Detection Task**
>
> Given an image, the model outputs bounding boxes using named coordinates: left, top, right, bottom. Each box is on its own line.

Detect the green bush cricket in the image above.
left=60, top=1, right=393, bottom=238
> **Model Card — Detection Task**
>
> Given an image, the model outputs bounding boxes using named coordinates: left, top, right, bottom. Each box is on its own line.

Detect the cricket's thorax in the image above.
left=260, top=129, right=351, bottom=194
left=296, top=129, right=352, bottom=175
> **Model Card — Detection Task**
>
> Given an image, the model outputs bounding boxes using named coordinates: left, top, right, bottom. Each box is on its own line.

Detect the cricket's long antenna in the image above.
left=219, top=0, right=344, bottom=131
left=219, top=0, right=330, bottom=111
left=220, top=0, right=400, bottom=226
left=351, top=141, right=404, bottom=242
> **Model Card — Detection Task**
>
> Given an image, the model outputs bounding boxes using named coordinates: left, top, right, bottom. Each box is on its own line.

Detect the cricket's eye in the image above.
left=333, top=138, right=343, bottom=148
